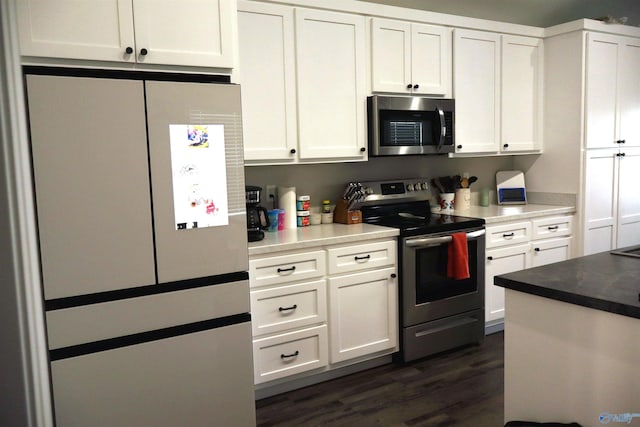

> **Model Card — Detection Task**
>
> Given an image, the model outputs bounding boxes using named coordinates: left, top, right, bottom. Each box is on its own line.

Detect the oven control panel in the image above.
left=360, top=178, right=431, bottom=204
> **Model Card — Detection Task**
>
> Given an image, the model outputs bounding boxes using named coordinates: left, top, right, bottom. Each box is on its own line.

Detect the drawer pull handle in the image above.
left=281, top=351, right=299, bottom=359
left=354, top=254, right=371, bottom=261
left=547, top=225, right=559, bottom=231
left=278, top=304, right=298, bottom=312
left=277, top=266, right=296, bottom=273
left=503, top=232, right=515, bottom=238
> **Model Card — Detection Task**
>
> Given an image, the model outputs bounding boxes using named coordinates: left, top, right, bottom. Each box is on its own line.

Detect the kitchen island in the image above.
left=495, top=251, right=640, bottom=426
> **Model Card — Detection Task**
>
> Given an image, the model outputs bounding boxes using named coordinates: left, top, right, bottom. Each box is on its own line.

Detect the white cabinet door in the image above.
left=295, top=8, right=367, bottom=160
left=485, top=243, right=530, bottom=323
left=411, top=23, right=451, bottom=95
left=618, top=37, right=640, bottom=148
left=531, top=237, right=571, bottom=268
left=328, top=267, right=398, bottom=363
left=131, top=0, right=234, bottom=68
left=616, top=148, right=640, bottom=248
left=501, top=35, right=543, bottom=152
left=17, top=0, right=136, bottom=62
left=453, top=29, right=501, bottom=153
left=238, top=2, right=297, bottom=162
left=585, top=33, right=621, bottom=149
left=17, top=0, right=234, bottom=67
left=584, top=149, right=618, bottom=255
left=371, top=18, right=412, bottom=93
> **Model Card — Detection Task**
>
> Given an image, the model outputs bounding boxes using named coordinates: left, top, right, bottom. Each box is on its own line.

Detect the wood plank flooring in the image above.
left=256, top=332, right=504, bottom=427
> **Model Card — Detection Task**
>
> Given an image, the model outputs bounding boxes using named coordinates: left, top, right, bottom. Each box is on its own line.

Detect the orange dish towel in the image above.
left=447, top=232, right=470, bottom=280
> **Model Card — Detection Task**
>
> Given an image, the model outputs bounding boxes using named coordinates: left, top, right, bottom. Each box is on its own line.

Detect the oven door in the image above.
left=401, top=228, right=485, bottom=327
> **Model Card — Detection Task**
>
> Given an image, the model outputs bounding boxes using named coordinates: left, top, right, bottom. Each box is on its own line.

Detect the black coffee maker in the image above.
left=246, top=185, right=270, bottom=242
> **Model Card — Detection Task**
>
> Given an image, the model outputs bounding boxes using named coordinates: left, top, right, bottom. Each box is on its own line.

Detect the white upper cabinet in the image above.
left=501, top=35, right=543, bottom=152
left=586, top=33, right=640, bottom=149
left=295, top=8, right=367, bottom=161
left=17, top=0, right=235, bottom=68
left=454, top=29, right=543, bottom=154
left=371, top=18, right=451, bottom=96
left=453, top=29, right=501, bottom=153
left=237, top=1, right=297, bottom=162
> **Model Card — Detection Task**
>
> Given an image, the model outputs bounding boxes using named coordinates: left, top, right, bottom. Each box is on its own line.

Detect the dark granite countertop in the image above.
left=494, top=251, right=640, bottom=319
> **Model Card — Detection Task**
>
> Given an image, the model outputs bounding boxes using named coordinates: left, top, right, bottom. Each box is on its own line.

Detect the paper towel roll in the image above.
left=278, top=186, right=297, bottom=229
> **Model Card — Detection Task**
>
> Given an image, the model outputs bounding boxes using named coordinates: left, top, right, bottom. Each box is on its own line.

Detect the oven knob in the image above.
left=413, top=183, right=421, bottom=191
left=406, top=184, right=413, bottom=192
left=420, top=182, right=428, bottom=191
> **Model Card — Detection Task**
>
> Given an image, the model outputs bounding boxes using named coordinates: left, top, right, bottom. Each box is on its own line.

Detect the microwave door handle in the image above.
left=405, top=229, right=485, bottom=248
left=436, top=107, right=446, bottom=151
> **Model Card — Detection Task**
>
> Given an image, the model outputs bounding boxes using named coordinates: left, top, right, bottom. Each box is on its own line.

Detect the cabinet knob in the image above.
left=413, top=84, right=419, bottom=89
left=503, top=143, right=509, bottom=148
left=487, top=256, right=493, bottom=261
left=360, top=147, right=366, bottom=152
left=406, top=84, right=413, bottom=89
left=390, top=273, right=397, bottom=278
left=616, top=139, right=626, bottom=144
left=534, top=247, right=540, bottom=252
left=140, top=48, right=148, bottom=56
left=290, top=148, right=296, bottom=154
left=125, top=46, right=133, bottom=54
left=457, top=145, right=462, bottom=149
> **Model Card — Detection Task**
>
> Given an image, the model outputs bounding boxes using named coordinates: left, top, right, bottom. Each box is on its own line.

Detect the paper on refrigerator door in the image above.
left=169, top=124, right=228, bottom=230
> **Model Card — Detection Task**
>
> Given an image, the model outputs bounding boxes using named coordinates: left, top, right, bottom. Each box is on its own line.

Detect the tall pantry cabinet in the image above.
left=516, top=21, right=640, bottom=255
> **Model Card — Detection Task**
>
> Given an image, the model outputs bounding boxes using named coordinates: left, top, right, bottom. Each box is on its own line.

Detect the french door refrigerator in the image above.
left=25, top=69, right=255, bottom=426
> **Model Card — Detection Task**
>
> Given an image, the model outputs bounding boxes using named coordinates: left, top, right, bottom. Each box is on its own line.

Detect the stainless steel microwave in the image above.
left=367, top=95, right=455, bottom=156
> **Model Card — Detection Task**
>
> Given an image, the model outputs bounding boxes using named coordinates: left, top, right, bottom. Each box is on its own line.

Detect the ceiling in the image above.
left=359, top=0, right=640, bottom=27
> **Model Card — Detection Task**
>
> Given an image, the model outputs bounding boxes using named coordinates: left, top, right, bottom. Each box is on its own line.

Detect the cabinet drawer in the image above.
left=531, top=216, right=573, bottom=240
left=249, top=250, right=326, bottom=288
left=327, top=240, right=396, bottom=275
left=531, top=237, right=572, bottom=268
left=250, top=279, right=327, bottom=336
left=252, top=325, right=328, bottom=384
left=486, top=221, right=531, bottom=248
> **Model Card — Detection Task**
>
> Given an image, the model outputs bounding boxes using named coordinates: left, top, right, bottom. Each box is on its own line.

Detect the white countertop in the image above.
left=454, top=203, right=575, bottom=224
left=248, top=204, right=575, bottom=255
left=248, top=223, right=400, bottom=256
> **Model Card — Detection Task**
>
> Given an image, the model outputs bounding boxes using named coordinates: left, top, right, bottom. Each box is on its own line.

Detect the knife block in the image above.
left=333, top=199, right=362, bottom=224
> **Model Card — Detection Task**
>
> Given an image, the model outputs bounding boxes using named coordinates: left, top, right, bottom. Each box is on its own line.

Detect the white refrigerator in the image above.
left=26, top=71, right=255, bottom=426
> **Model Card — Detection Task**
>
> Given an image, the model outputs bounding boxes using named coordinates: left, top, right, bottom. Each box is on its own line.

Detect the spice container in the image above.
left=322, top=200, right=331, bottom=213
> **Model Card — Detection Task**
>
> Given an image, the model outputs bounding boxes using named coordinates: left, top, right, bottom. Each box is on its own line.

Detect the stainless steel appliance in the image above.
left=246, top=185, right=269, bottom=242
left=25, top=69, right=255, bottom=426
left=368, top=95, right=455, bottom=156
left=359, top=178, right=485, bottom=362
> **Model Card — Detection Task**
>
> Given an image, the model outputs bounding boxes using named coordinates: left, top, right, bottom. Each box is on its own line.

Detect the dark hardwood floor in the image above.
left=256, top=332, right=504, bottom=427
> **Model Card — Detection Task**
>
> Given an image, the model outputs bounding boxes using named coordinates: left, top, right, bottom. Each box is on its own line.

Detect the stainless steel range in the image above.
left=359, top=178, right=486, bottom=362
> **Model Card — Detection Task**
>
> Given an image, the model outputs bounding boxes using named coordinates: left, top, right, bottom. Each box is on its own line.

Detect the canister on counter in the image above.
left=296, top=195, right=311, bottom=211
left=296, top=210, right=310, bottom=227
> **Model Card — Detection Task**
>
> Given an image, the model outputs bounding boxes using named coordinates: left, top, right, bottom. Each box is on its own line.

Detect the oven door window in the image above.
left=379, top=110, right=438, bottom=147
left=415, top=239, right=478, bottom=304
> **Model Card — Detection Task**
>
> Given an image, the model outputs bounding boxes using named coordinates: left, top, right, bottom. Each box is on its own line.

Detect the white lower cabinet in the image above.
left=485, top=243, right=530, bottom=323
left=485, top=215, right=573, bottom=325
left=249, top=238, right=398, bottom=386
left=328, top=267, right=398, bottom=363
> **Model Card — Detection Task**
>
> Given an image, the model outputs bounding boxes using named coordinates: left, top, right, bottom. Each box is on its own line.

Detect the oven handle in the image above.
left=405, top=229, right=485, bottom=248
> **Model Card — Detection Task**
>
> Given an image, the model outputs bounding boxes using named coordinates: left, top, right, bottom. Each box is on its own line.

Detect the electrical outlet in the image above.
left=266, top=185, right=277, bottom=204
